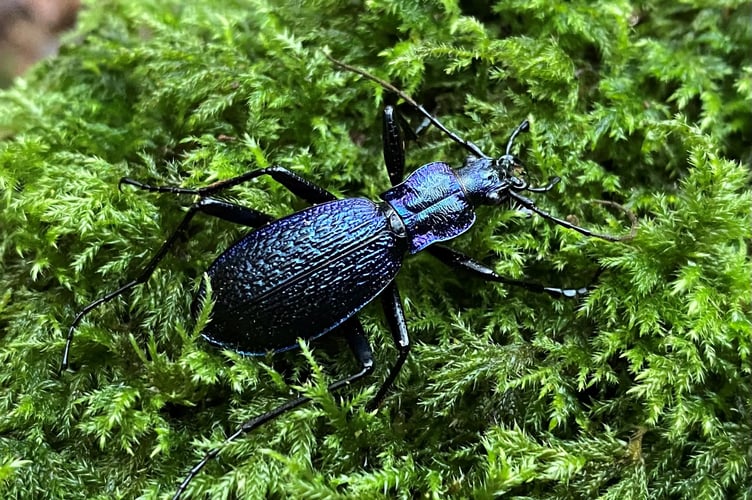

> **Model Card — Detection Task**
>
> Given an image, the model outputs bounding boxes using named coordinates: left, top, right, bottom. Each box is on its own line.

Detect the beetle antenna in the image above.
left=505, top=120, right=530, bottom=156
left=508, top=191, right=637, bottom=242
left=586, top=199, right=639, bottom=240
left=325, top=53, right=488, bottom=159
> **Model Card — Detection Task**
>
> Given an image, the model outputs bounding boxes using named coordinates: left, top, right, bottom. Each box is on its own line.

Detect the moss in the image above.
left=1, top=0, right=750, bottom=498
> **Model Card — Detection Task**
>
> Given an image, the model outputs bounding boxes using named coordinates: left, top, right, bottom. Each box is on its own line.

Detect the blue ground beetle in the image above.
left=61, top=57, right=634, bottom=498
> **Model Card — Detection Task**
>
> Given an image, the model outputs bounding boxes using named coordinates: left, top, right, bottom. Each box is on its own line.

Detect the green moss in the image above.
left=1, top=0, right=750, bottom=498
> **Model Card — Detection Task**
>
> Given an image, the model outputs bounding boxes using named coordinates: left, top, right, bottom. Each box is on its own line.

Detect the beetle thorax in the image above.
left=380, top=162, right=476, bottom=254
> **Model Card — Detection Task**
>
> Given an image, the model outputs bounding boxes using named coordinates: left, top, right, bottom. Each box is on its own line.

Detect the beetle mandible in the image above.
left=61, top=56, right=634, bottom=498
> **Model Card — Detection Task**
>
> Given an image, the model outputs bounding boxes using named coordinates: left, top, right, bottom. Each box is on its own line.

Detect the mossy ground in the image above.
left=1, top=1, right=750, bottom=498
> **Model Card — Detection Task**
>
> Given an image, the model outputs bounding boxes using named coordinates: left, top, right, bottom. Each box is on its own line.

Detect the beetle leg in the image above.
left=121, top=165, right=337, bottom=205
left=61, top=198, right=274, bottom=372
left=426, top=244, right=590, bottom=298
left=382, top=104, right=455, bottom=186
left=410, top=113, right=431, bottom=138
left=172, top=317, right=374, bottom=500
left=382, top=105, right=406, bottom=186
left=194, top=197, right=275, bottom=226
left=367, top=283, right=410, bottom=410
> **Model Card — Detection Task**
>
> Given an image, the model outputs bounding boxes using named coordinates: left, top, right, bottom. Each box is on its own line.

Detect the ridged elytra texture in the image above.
left=198, top=198, right=407, bottom=354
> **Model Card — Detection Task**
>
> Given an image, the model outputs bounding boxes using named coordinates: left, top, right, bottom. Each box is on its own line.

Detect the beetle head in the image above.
left=487, top=119, right=532, bottom=198
left=456, top=120, right=540, bottom=205
left=458, top=154, right=526, bottom=206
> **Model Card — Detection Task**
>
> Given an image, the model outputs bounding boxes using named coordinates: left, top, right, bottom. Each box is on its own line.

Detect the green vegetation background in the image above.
left=1, top=0, right=750, bottom=498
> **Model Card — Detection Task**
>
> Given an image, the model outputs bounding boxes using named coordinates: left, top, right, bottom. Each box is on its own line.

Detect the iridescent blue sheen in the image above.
left=198, top=198, right=407, bottom=354
left=199, top=161, right=506, bottom=355
left=381, top=162, right=475, bottom=253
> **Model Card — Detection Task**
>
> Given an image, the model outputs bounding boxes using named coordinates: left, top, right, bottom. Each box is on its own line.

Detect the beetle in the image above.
left=61, top=57, right=634, bottom=498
